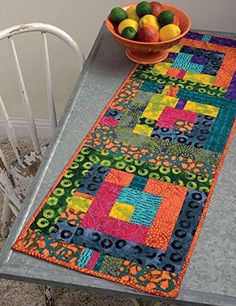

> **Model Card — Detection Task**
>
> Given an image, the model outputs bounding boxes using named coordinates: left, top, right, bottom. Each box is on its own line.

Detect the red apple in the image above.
left=137, top=25, right=160, bottom=42
left=150, top=1, right=164, bottom=17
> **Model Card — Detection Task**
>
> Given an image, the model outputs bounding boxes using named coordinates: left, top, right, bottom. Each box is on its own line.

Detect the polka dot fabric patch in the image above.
left=13, top=32, right=236, bottom=298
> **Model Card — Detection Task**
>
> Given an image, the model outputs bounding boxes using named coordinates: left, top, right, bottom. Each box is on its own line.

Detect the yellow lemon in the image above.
left=139, top=14, right=160, bottom=30
left=159, top=24, right=181, bottom=41
left=118, top=19, right=139, bottom=34
left=126, top=6, right=140, bottom=22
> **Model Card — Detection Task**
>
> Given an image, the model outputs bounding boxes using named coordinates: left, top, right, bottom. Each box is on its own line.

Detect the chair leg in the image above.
left=44, top=285, right=54, bottom=306
left=1, top=194, right=12, bottom=239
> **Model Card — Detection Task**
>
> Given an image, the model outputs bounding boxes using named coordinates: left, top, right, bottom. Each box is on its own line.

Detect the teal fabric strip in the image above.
left=77, top=248, right=94, bottom=267
left=205, top=109, right=235, bottom=152
left=202, top=35, right=212, bottom=42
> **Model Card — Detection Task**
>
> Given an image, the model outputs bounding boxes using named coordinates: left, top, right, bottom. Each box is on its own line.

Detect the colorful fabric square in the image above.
left=172, top=52, right=204, bottom=73
left=156, top=107, right=198, bottom=128
left=105, top=168, right=134, bottom=186
left=13, top=32, right=236, bottom=300
left=67, top=196, right=92, bottom=212
left=109, top=202, right=135, bottom=222
left=117, top=187, right=162, bottom=226
left=133, top=123, right=153, bottom=136
left=76, top=164, right=110, bottom=196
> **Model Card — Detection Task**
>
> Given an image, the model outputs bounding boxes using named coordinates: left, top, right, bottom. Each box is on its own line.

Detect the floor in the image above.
left=0, top=137, right=178, bottom=306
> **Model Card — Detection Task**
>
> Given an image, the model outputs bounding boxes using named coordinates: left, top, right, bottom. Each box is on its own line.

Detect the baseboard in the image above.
left=0, top=117, right=51, bottom=138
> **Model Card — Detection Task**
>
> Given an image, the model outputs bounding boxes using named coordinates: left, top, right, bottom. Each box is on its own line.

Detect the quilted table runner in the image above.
left=13, top=32, right=236, bottom=298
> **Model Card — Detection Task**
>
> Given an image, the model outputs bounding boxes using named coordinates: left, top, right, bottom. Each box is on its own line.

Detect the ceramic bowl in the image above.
left=106, top=2, right=191, bottom=64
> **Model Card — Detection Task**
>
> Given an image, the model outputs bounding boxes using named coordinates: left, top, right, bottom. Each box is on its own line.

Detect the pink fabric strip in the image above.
left=86, top=251, right=100, bottom=270
left=100, top=117, right=119, bottom=127
left=156, top=107, right=198, bottom=128
left=177, top=69, right=187, bottom=79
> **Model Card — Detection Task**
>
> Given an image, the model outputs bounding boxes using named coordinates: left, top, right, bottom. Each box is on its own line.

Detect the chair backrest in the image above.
left=0, top=23, right=85, bottom=160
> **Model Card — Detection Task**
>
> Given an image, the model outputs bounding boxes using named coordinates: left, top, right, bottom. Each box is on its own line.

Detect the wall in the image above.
left=0, top=0, right=235, bottom=125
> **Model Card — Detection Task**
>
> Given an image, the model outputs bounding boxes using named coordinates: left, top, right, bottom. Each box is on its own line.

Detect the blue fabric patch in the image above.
left=77, top=164, right=110, bottom=196
left=129, top=176, right=148, bottom=191
left=105, top=108, right=124, bottom=120
left=50, top=219, right=77, bottom=243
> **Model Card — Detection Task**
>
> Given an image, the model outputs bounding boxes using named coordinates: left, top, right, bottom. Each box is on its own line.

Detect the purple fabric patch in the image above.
left=210, top=36, right=236, bottom=48
left=225, top=72, right=236, bottom=100
left=175, top=99, right=187, bottom=109
left=191, top=55, right=208, bottom=65
left=168, top=52, right=177, bottom=59
left=185, top=32, right=204, bottom=40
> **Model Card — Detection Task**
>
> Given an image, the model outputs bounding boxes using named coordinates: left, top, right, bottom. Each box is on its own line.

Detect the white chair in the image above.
left=0, top=23, right=85, bottom=239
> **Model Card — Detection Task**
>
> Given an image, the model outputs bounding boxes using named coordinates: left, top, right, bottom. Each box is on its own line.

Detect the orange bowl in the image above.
left=106, top=2, right=191, bottom=64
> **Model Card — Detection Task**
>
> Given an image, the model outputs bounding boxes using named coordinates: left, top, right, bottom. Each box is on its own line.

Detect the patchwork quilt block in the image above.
left=13, top=32, right=236, bottom=298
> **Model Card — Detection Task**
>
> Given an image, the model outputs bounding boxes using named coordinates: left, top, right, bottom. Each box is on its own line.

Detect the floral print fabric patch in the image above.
left=12, top=32, right=236, bottom=298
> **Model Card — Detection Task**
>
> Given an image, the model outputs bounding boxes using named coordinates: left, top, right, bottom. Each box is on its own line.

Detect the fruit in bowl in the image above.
left=109, top=1, right=181, bottom=43
left=137, top=25, right=159, bottom=42
left=106, top=1, right=191, bottom=64
left=150, top=1, right=163, bottom=17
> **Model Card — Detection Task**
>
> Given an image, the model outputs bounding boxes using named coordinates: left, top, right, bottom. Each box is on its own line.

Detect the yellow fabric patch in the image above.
left=142, top=94, right=178, bottom=120
left=142, top=94, right=163, bottom=120
left=161, top=96, right=179, bottom=108
left=133, top=124, right=153, bottom=136
left=67, top=196, right=92, bottom=212
left=183, top=71, right=215, bottom=85
left=184, top=101, right=219, bottom=117
left=161, top=85, right=171, bottom=96
left=109, top=202, right=135, bottom=222
left=153, top=62, right=172, bottom=75
left=169, top=44, right=182, bottom=53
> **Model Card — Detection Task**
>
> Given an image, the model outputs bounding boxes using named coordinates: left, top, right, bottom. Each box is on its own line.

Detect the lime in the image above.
left=136, top=1, right=152, bottom=18
left=126, top=6, right=140, bottom=22
left=118, top=18, right=139, bottom=34
left=158, top=10, right=174, bottom=27
left=159, top=24, right=181, bottom=41
left=109, top=7, right=128, bottom=23
left=121, top=27, right=137, bottom=40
